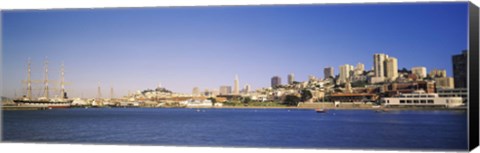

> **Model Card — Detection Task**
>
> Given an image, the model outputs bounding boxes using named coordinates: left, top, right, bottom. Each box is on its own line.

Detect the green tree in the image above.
left=301, top=89, right=313, bottom=102
left=208, top=97, right=216, bottom=106
left=283, top=95, right=301, bottom=106
left=242, top=97, right=252, bottom=104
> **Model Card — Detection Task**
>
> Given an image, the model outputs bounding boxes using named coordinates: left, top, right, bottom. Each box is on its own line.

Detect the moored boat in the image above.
left=315, top=108, right=327, bottom=113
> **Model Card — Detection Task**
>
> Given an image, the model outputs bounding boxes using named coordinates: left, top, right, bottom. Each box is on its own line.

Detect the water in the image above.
left=2, top=108, right=468, bottom=150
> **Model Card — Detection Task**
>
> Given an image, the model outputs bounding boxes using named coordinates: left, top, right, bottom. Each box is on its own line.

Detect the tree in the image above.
left=242, top=97, right=252, bottom=104
left=208, top=97, right=217, bottom=106
left=283, top=95, right=301, bottom=106
left=301, top=89, right=313, bottom=102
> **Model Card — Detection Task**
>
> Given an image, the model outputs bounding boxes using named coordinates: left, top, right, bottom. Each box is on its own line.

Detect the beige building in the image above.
left=374, top=53, right=389, bottom=77
left=233, top=75, right=239, bottom=95
left=385, top=57, right=398, bottom=81
left=429, top=69, right=447, bottom=78
left=324, top=67, right=334, bottom=79
left=288, top=73, right=294, bottom=84
left=435, top=77, right=455, bottom=89
left=339, top=64, right=353, bottom=84
left=412, top=67, right=427, bottom=79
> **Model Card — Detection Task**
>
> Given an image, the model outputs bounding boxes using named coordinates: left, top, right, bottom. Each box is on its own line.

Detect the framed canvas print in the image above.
left=1, top=0, right=479, bottom=152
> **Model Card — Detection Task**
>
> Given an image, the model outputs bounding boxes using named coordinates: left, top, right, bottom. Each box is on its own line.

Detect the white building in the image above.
left=339, top=64, right=354, bottom=84
left=412, top=67, right=427, bottom=79
left=385, top=57, right=398, bottom=81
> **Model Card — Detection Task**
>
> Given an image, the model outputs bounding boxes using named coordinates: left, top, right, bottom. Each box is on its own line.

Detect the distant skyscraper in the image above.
left=452, top=50, right=467, bottom=88
left=339, top=64, right=353, bottom=84
left=271, top=76, right=281, bottom=88
left=192, top=87, right=200, bottom=96
left=412, top=67, right=427, bottom=79
left=234, top=75, right=239, bottom=95
left=324, top=67, right=334, bottom=79
left=244, top=84, right=251, bottom=94
left=385, top=57, right=398, bottom=81
left=374, top=53, right=389, bottom=77
left=288, top=73, right=294, bottom=84
left=219, top=86, right=232, bottom=95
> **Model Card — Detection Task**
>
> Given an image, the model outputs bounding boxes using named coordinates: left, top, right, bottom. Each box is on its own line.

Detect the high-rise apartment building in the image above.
left=233, top=75, right=239, bottom=95
left=339, top=64, right=353, bottom=84
left=288, top=73, right=294, bottom=84
left=452, top=50, right=467, bottom=88
left=271, top=76, right=282, bottom=88
left=385, top=57, right=398, bottom=81
left=324, top=67, right=334, bottom=79
left=219, top=86, right=232, bottom=95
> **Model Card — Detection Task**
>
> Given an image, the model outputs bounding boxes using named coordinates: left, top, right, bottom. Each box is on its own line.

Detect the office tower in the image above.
left=324, top=67, right=334, bottom=79
left=435, top=77, right=455, bottom=89
left=234, top=75, right=239, bottom=95
left=339, top=64, right=353, bottom=84
left=192, top=87, right=200, bottom=96
left=452, top=50, right=467, bottom=88
left=412, top=67, right=427, bottom=79
left=385, top=57, right=398, bottom=81
left=288, top=73, right=294, bottom=84
left=271, top=76, right=282, bottom=88
left=244, top=84, right=251, bottom=94
left=219, top=86, right=232, bottom=95
left=374, top=53, right=389, bottom=77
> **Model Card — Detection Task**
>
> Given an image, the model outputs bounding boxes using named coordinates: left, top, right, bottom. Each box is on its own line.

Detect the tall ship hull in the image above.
left=13, top=99, right=73, bottom=108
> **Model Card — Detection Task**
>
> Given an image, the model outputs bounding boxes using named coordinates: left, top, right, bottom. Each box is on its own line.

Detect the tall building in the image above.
left=452, top=50, right=467, bottom=88
left=233, top=75, right=239, bottom=95
left=385, top=57, right=398, bottom=81
left=308, top=75, right=316, bottom=82
left=192, top=87, right=200, bottom=96
left=271, top=76, right=281, bottom=88
left=412, top=67, right=427, bottom=79
left=324, top=67, right=334, bottom=79
left=435, top=77, right=455, bottom=89
left=244, top=84, right=251, bottom=94
left=339, top=64, right=353, bottom=84
left=288, top=73, right=294, bottom=84
left=374, top=53, right=389, bottom=77
left=219, top=86, right=232, bottom=95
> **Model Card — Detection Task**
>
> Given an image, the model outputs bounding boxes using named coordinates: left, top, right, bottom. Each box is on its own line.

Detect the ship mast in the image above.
left=27, top=58, right=32, bottom=100
left=60, top=62, right=65, bottom=99
left=43, top=57, right=49, bottom=100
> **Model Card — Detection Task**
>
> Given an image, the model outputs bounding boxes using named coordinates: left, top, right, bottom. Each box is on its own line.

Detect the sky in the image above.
left=1, top=2, right=469, bottom=98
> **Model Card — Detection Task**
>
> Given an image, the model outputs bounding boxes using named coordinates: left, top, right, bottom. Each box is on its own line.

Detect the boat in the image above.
left=315, top=108, right=327, bottom=113
left=381, top=90, right=464, bottom=108
left=13, top=58, right=73, bottom=108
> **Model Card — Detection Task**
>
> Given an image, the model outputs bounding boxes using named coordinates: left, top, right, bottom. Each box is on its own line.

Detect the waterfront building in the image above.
left=435, top=77, right=455, bottom=89
left=324, top=67, right=334, bottom=79
left=271, top=76, right=282, bottom=88
left=429, top=69, right=447, bottom=78
left=288, top=73, right=294, bottom=85
left=382, top=90, right=463, bottom=108
left=219, top=86, right=232, bottom=95
left=411, top=67, right=427, bottom=79
left=452, top=50, right=467, bottom=88
left=234, top=75, right=240, bottom=95
left=385, top=57, right=398, bottom=81
left=436, top=88, right=468, bottom=103
left=339, top=64, right=353, bottom=84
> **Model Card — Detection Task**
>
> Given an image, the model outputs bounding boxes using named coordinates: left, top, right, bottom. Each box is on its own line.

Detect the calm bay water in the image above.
left=2, top=108, right=468, bottom=150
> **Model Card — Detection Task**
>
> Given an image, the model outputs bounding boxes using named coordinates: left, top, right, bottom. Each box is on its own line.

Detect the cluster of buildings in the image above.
left=76, top=51, right=467, bottom=108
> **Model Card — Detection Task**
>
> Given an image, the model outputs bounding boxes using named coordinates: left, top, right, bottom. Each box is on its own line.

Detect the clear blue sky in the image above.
left=2, top=2, right=468, bottom=98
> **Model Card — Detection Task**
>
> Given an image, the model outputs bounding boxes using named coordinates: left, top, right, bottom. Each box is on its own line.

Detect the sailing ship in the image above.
left=13, top=58, right=73, bottom=108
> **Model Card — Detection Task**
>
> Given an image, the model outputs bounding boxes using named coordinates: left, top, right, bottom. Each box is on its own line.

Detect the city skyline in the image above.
left=2, top=3, right=468, bottom=98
